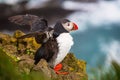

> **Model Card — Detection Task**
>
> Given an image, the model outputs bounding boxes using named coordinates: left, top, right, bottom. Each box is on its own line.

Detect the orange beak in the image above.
left=73, top=23, right=78, bottom=30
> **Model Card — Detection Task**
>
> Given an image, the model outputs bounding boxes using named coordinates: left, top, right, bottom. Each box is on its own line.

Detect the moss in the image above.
left=62, top=53, right=86, bottom=73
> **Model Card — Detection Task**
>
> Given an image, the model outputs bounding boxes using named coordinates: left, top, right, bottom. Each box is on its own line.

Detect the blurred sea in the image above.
left=67, top=0, right=120, bottom=75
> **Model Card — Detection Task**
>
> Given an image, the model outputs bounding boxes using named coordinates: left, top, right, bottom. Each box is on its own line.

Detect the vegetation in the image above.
left=0, top=48, right=50, bottom=80
left=100, top=61, right=120, bottom=80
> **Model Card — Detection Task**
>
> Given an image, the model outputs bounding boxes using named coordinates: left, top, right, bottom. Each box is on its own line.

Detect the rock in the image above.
left=52, top=53, right=87, bottom=80
left=0, top=32, right=16, bottom=45
left=17, top=53, right=88, bottom=80
left=13, top=30, right=40, bottom=54
left=18, top=54, right=34, bottom=74
left=33, top=59, right=54, bottom=78
left=3, top=45, right=17, bottom=54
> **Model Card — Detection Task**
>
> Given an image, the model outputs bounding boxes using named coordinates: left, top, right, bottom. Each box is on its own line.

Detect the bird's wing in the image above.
left=18, top=29, right=54, bottom=44
left=17, top=31, right=47, bottom=44
left=17, top=32, right=40, bottom=39
left=9, top=14, right=48, bottom=32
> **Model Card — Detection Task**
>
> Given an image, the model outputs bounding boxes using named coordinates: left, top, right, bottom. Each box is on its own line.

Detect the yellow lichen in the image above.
left=10, top=37, right=17, bottom=43
left=76, top=72, right=85, bottom=77
left=13, top=30, right=25, bottom=38
left=69, top=67, right=74, bottom=71
left=77, top=60, right=86, bottom=72
left=24, top=37, right=40, bottom=49
left=32, top=38, right=41, bottom=48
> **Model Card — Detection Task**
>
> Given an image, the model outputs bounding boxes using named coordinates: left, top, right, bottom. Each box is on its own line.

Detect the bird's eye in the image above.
left=67, top=23, right=70, bottom=26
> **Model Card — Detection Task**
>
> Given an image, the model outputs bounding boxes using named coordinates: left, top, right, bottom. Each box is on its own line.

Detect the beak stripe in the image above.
left=73, top=23, right=78, bottom=30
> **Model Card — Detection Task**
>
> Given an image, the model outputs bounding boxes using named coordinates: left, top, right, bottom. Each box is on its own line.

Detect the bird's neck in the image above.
left=53, top=32, right=59, bottom=38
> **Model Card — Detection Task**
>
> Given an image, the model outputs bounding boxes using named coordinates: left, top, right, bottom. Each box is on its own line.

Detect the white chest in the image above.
left=54, top=33, right=74, bottom=66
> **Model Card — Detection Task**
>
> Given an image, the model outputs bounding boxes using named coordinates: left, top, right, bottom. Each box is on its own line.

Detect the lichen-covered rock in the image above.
left=0, top=30, right=40, bottom=54
left=49, top=53, right=87, bottom=80
left=0, top=30, right=88, bottom=80
left=3, top=45, right=17, bottom=54
left=18, top=54, right=34, bottom=74
left=13, top=30, right=40, bottom=54
left=0, top=32, right=16, bottom=45
left=33, top=59, right=54, bottom=78
left=17, top=53, right=88, bottom=80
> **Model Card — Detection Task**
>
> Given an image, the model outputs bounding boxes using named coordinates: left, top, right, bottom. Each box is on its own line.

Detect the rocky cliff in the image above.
left=0, top=30, right=88, bottom=80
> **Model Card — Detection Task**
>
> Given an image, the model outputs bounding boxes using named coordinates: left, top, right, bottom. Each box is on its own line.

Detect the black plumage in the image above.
left=9, top=14, right=48, bottom=32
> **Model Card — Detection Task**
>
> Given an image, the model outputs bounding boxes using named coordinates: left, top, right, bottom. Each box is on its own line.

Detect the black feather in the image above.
left=34, top=38, right=58, bottom=66
left=9, top=14, right=48, bottom=32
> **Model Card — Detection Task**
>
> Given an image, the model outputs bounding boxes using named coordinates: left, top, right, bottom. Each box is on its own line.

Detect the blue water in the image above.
left=70, top=23, right=120, bottom=73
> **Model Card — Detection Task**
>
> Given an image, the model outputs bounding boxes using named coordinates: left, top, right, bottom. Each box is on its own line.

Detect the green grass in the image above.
left=89, top=61, right=120, bottom=80
left=0, top=48, right=50, bottom=80
left=0, top=48, right=21, bottom=80
left=100, top=61, right=120, bottom=80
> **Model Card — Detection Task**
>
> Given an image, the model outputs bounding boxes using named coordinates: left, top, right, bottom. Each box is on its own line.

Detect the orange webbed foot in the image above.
left=54, top=63, right=69, bottom=75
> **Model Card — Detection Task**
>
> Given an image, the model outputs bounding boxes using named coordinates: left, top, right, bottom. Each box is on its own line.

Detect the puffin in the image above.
left=9, top=14, right=78, bottom=74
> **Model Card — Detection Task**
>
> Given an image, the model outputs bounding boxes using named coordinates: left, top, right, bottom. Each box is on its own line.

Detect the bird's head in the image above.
left=61, top=19, right=78, bottom=32
left=54, top=19, right=78, bottom=34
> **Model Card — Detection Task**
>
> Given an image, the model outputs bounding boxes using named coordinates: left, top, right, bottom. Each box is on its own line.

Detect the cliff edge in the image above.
left=0, top=30, right=88, bottom=80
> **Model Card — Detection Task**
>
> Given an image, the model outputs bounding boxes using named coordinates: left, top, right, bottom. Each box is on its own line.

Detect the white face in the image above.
left=62, top=22, right=74, bottom=32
